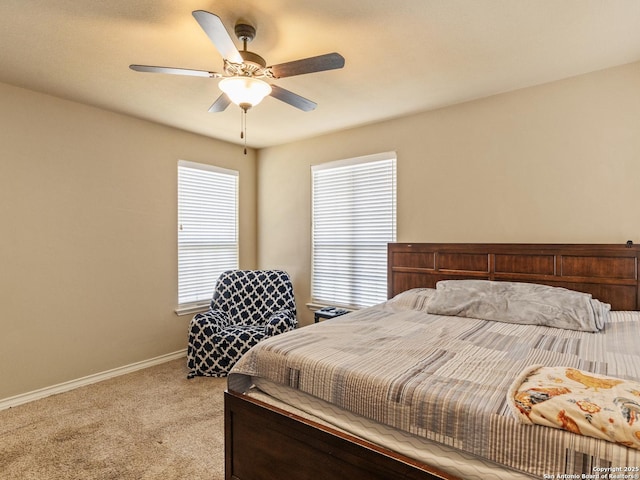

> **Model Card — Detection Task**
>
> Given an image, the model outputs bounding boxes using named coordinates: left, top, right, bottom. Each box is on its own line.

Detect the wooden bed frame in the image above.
left=387, top=243, right=640, bottom=311
left=225, top=243, right=640, bottom=480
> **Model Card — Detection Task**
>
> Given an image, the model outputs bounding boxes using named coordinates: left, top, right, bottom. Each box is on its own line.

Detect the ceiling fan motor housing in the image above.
left=233, top=23, right=267, bottom=73
left=240, top=50, right=267, bottom=69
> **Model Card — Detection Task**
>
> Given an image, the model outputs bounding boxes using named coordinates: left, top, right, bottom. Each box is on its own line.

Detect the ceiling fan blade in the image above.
left=208, top=94, right=231, bottom=113
left=129, top=64, right=221, bottom=78
left=192, top=10, right=243, bottom=64
left=269, top=85, right=316, bottom=112
left=267, top=52, right=345, bottom=79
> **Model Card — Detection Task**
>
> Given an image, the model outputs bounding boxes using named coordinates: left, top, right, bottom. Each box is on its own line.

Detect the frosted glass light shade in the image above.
left=219, top=77, right=272, bottom=108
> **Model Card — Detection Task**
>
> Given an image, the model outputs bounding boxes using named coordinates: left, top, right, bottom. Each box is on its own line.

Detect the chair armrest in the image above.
left=190, top=309, right=230, bottom=334
left=265, top=310, right=297, bottom=336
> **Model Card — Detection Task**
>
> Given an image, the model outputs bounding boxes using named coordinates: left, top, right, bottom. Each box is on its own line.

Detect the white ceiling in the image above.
left=2, top=0, right=640, bottom=149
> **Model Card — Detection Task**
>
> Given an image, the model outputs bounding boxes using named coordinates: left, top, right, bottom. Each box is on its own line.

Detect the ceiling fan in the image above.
left=130, top=10, right=345, bottom=114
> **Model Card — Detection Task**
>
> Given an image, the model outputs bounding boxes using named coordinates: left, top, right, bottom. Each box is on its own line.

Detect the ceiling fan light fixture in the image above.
left=219, top=76, right=272, bottom=109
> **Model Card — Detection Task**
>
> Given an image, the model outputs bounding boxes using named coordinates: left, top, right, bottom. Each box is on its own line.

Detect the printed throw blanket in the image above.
left=508, top=365, right=640, bottom=450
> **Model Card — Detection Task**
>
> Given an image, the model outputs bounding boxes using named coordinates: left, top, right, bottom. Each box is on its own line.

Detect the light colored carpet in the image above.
left=0, top=358, right=226, bottom=480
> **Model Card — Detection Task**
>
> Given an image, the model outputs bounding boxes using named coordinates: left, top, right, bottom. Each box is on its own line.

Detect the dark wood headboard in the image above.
left=388, top=243, right=640, bottom=311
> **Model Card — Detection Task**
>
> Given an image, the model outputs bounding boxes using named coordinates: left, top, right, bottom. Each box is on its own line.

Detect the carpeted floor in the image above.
left=0, top=358, right=226, bottom=480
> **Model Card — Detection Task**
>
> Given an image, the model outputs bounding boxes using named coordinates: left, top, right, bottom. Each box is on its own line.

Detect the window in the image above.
left=311, top=152, right=397, bottom=309
left=177, top=160, right=238, bottom=307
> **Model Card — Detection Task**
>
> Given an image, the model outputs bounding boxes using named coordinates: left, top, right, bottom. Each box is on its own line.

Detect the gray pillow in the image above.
left=426, top=280, right=610, bottom=332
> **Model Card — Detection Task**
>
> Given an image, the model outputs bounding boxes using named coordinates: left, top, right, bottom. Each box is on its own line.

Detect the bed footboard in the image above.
left=224, top=390, right=456, bottom=480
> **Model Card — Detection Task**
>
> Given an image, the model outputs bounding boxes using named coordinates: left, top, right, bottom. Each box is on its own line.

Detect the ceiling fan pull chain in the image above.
left=242, top=108, right=248, bottom=155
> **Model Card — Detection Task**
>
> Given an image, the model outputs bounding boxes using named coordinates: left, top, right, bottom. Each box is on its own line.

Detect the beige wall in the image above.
left=0, top=83, right=257, bottom=399
left=258, top=61, right=640, bottom=325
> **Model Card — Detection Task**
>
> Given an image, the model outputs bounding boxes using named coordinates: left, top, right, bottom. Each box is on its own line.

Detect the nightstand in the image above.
left=314, top=306, right=350, bottom=323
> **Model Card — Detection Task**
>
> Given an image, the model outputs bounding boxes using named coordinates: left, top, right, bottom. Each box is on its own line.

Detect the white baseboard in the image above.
left=0, top=349, right=187, bottom=411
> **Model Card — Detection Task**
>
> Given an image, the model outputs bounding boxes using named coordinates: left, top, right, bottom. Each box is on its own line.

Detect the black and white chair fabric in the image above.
left=187, top=270, right=297, bottom=378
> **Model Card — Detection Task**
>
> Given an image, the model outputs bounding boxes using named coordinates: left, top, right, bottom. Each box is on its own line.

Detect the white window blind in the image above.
left=312, top=152, right=397, bottom=309
left=177, top=160, right=238, bottom=306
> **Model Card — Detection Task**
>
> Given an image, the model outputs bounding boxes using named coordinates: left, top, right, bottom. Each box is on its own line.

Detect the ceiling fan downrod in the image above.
left=234, top=23, right=255, bottom=48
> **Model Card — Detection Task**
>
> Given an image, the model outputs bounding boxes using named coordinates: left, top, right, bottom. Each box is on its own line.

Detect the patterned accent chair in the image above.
left=187, top=270, right=297, bottom=378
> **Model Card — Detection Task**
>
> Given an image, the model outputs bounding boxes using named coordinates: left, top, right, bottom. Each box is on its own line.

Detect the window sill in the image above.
left=174, top=303, right=210, bottom=316
left=306, top=302, right=327, bottom=312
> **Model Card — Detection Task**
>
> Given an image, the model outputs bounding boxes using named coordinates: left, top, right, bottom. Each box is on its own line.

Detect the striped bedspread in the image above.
left=229, top=289, right=640, bottom=477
